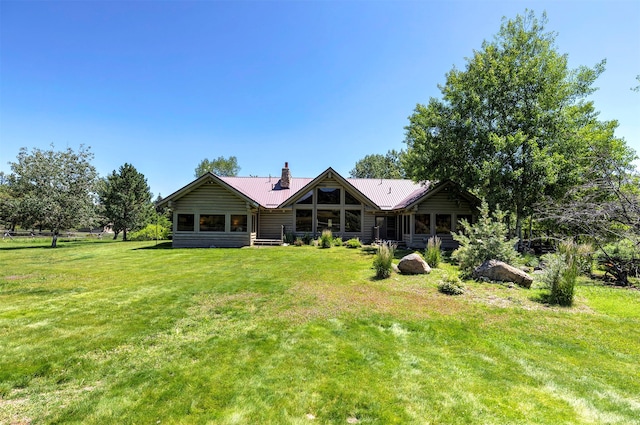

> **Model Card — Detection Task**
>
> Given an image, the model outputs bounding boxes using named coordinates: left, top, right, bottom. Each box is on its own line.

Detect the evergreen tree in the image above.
left=98, top=163, right=152, bottom=241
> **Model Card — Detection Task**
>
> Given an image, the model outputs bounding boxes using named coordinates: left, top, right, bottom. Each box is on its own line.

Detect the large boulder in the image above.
left=398, top=253, right=431, bottom=274
left=473, top=259, right=533, bottom=288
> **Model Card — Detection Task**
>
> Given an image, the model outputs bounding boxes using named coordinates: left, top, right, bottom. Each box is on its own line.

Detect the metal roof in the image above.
left=219, top=175, right=430, bottom=210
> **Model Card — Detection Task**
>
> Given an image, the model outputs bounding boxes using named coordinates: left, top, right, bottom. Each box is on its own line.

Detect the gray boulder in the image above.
left=473, top=259, right=533, bottom=288
left=398, top=253, right=431, bottom=274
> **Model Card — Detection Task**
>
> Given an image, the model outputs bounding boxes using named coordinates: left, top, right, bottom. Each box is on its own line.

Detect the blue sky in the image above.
left=1, top=0, right=639, bottom=198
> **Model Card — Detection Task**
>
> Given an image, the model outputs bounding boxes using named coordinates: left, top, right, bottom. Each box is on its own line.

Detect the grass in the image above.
left=1, top=239, right=639, bottom=424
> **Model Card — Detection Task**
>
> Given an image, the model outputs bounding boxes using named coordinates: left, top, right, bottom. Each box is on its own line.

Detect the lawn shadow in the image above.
left=133, top=242, right=174, bottom=250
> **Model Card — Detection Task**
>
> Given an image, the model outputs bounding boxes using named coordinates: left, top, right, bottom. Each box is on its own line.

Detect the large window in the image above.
left=231, top=214, right=247, bottom=232
left=317, top=188, right=341, bottom=204
left=344, top=210, right=361, bottom=232
left=200, top=214, right=225, bottom=232
left=344, top=191, right=360, bottom=205
left=415, top=214, right=430, bottom=234
left=296, top=209, right=313, bottom=232
left=436, top=214, right=452, bottom=233
left=297, top=191, right=313, bottom=204
left=177, top=214, right=194, bottom=232
left=317, top=209, right=340, bottom=231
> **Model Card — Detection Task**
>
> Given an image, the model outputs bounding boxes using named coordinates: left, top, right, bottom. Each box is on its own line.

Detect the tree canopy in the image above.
left=350, top=150, right=406, bottom=179
left=6, top=145, right=98, bottom=247
left=402, top=10, right=635, bottom=241
left=98, top=163, right=153, bottom=241
left=194, top=156, right=240, bottom=178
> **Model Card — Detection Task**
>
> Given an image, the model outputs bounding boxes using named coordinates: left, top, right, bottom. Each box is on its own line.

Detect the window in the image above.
left=231, top=214, right=247, bottom=232
left=436, top=214, right=452, bottom=233
left=317, top=209, right=340, bottom=231
left=177, top=214, right=194, bottom=231
left=317, top=188, right=341, bottom=204
left=415, top=214, right=430, bottom=234
left=296, top=209, right=313, bottom=232
left=296, top=190, right=313, bottom=204
left=344, top=191, right=360, bottom=205
left=200, top=214, right=225, bottom=232
left=344, top=210, right=361, bottom=232
left=251, top=214, right=257, bottom=233
left=403, top=215, right=410, bottom=234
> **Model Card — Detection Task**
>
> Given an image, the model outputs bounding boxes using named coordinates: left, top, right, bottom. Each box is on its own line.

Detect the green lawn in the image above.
left=1, top=240, right=639, bottom=424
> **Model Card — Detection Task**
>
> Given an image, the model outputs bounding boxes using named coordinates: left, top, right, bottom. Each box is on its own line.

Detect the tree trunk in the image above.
left=123, top=228, right=127, bottom=241
left=113, top=231, right=119, bottom=240
left=51, top=231, right=58, bottom=248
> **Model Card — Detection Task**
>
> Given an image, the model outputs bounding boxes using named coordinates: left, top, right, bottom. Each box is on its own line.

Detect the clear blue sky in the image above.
left=1, top=0, right=639, bottom=198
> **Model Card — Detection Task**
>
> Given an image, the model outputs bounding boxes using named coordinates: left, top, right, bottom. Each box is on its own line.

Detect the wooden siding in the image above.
left=410, top=188, right=476, bottom=249
left=259, top=209, right=293, bottom=239
left=172, top=181, right=252, bottom=248
left=174, top=183, right=247, bottom=212
left=173, top=232, right=251, bottom=248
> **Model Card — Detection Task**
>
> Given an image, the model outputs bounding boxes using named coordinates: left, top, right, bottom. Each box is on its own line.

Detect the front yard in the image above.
left=1, top=240, right=639, bottom=424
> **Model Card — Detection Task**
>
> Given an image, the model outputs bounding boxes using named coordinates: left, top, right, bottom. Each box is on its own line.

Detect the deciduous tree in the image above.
left=350, top=150, right=406, bottom=179
left=403, top=10, right=633, bottom=242
left=7, top=145, right=98, bottom=247
left=194, top=156, right=240, bottom=178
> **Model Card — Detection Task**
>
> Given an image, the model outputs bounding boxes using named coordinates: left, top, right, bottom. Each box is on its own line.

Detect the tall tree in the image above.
left=403, top=10, right=632, bottom=242
left=6, top=145, right=98, bottom=247
left=194, top=156, right=240, bottom=178
left=98, top=163, right=153, bottom=241
left=350, top=150, right=406, bottom=179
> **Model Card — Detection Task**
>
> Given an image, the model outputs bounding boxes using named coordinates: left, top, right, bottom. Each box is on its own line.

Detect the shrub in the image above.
left=345, top=238, right=362, bottom=249
left=302, top=233, right=313, bottom=245
left=438, top=275, right=465, bottom=295
left=452, top=200, right=519, bottom=277
left=425, top=236, right=442, bottom=268
left=373, top=241, right=395, bottom=279
left=319, top=229, right=333, bottom=248
left=129, top=223, right=170, bottom=241
left=284, top=232, right=296, bottom=244
left=541, top=241, right=580, bottom=306
left=594, top=239, right=639, bottom=283
left=333, top=237, right=343, bottom=247
left=294, top=237, right=304, bottom=247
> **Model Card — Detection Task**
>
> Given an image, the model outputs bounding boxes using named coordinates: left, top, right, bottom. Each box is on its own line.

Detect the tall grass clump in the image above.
left=541, top=241, right=580, bottom=306
left=373, top=242, right=395, bottom=279
left=425, top=236, right=442, bottom=268
left=319, top=229, right=333, bottom=248
left=452, top=200, right=519, bottom=277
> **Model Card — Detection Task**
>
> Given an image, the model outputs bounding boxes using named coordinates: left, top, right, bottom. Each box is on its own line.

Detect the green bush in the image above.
left=129, top=223, right=170, bottom=241
left=294, top=237, right=304, bottom=247
left=319, top=229, right=333, bottom=248
left=373, top=242, right=395, bottom=279
left=425, top=236, right=442, bottom=268
left=438, top=275, right=465, bottom=295
left=452, top=200, right=519, bottom=277
left=333, top=237, right=343, bottom=247
left=345, top=238, right=362, bottom=249
left=302, top=233, right=313, bottom=245
left=541, top=241, right=580, bottom=306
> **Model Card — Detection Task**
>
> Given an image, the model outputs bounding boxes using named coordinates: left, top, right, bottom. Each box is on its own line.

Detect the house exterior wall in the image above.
left=171, top=182, right=252, bottom=248
left=259, top=209, right=293, bottom=239
left=409, top=188, right=476, bottom=249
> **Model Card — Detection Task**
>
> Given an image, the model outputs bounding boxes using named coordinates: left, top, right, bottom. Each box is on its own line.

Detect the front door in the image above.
left=375, top=216, right=398, bottom=241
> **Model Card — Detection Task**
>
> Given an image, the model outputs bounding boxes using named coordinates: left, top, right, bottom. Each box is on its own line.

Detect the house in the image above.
left=155, top=163, right=480, bottom=249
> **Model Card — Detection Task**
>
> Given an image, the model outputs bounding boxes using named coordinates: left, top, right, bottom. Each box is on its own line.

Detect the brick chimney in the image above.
left=281, top=162, right=291, bottom=189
